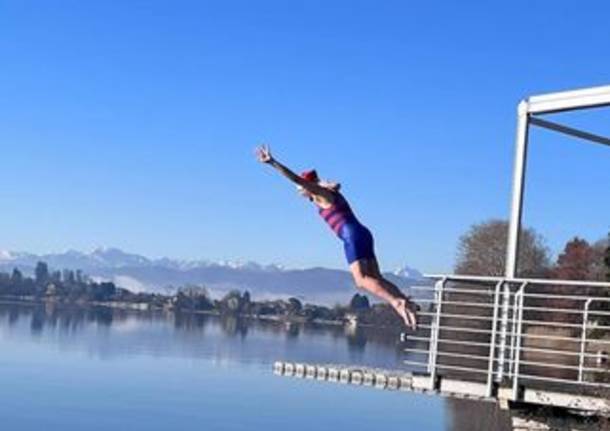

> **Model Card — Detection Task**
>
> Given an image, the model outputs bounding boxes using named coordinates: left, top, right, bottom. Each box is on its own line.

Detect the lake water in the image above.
left=0, top=302, right=511, bottom=430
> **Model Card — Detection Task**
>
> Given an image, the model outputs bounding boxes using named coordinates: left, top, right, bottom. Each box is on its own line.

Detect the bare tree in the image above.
left=592, top=236, right=610, bottom=282
left=455, top=219, right=551, bottom=277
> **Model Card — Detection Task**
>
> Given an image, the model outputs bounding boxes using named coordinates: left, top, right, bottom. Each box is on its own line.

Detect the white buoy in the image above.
left=273, top=361, right=285, bottom=375
left=375, top=374, right=388, bottom=389
left=339, top=369, right=351, bottom=384
left=363, top=371, right=375, bottom=386
left=351, top=370, right=364, bottom=385
left=328, top=367, right=340, bottom=382
left=316, top=366, right=328, bottom=380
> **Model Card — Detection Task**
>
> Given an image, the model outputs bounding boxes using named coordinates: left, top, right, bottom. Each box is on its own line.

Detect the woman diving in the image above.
left=256, top=145, right=417, bottom=329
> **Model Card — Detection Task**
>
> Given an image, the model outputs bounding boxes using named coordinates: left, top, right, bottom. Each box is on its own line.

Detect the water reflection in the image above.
left=0, top=301, right=404, bottom=369
left=0, top=301, right=518, bottom=431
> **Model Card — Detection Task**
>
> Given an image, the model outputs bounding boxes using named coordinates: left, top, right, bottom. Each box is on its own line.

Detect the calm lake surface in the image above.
left=0, top=302, right=510, bottom=430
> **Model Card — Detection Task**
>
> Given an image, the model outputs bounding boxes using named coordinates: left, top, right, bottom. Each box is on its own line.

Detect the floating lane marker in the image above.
left=273, top=361, right=416, bottom=392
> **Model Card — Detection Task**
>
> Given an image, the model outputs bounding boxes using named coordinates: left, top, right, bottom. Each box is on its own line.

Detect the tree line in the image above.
left=455, top=219, right=610, bottom=281
left=0, top=263, right=402, bottom=328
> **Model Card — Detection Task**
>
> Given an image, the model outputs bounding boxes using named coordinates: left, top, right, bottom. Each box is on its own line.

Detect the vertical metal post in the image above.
left=496, top=281, right=512, bottom=382
left=486, top=280, right=504, bottom=397
left=508, top=282, right=527, bottom=378
left=578, top=299, right=592, bottom=382
left=506, top=101, right=531, bottom=279
left=429, top=278, right=446, bottom=388
left=512, top=284, right=526, bottom=400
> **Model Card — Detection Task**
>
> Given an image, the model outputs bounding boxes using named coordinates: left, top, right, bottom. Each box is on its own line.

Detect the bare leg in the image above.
left=366, top=259, right=411, bottom=301
left=349, top=259, right=417, bottom=329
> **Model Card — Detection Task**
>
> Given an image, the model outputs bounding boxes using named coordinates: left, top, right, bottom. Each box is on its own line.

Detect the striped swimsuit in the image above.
left=318, top=193, right=376, bottom=264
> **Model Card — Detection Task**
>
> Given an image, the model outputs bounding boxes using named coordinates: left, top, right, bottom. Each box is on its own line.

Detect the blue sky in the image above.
left=1, top=0, right=609, bottom=272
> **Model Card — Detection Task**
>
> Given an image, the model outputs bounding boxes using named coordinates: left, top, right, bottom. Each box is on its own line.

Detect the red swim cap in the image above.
left=300, top=169, right=319, bottom=182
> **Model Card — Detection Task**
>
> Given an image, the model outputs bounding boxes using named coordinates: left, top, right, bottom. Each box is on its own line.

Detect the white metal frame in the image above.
left=403, top=274, right=610, bottom=412
left=505, top=84, right=610, bottom=278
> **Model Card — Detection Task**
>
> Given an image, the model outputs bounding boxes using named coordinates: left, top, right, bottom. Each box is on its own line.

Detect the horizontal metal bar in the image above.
left=517, top=345, right=608, bottom=359
left=415, top=300, right=610, bottom=317
left=416, top=299, right=495, bottom=309
left=439, top=351, right=490, bottom=361
left=425, top=274, right=610, bottom=289
left=416, top=312, right=610, bottom=330
left=406, top=336, right=606, bottom=360
left=526, top=85, right=610, bottom=114
left=528, top=85, right=610, bottom=104
left=523, top=293, right=610, bottom=302
left=522, top=292, right=610, bottom=302
left=406, top=353, right=609, bottom=372
left=403, top=347, right=430, bottom=355
left=403, top=359, right=432, bottom=368
left=418, top=324, right=494, bottom=335
left=502, top=358, right=608, bottom=373
left=418, top=324, right=609, bottom=344
left=419, top=286, right=610, bottom=302
left=517, top=373, right=610, bottom=388
left=404, top=348, right=490, bottom=362
left=425, top=274, right=504, bottom=283
left=530, top=116, right=610, bottom=147
left=411, top=286, right=495, bottom=296
left=513, top=317, right=610, bottom=332
left=519, top=306, right=610, bottom=317
left=404, top=361, right=495, bottom=376
left=520, top=332, right=610, bottom=345
left=406, top=336, right=492, bottom=349
left=514, top=318, right=586, bottom=330
left=418, top=311, right=494, bottom=322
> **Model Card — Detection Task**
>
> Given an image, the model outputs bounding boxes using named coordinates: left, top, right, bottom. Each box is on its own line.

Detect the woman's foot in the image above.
left=392, top=298, right=418, bottom=330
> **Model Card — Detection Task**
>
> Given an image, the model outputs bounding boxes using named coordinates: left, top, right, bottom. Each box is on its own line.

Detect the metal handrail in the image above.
left=416, top=311, right=610, bottom=330
left=425, top=274, right=610, bottom=289
left=406, top=273, right=610, bottom=403
left=406, top=335, right=492, bottom=349
left=404, top=360, right=497, bottom=376
left=406, top=347, right=610, bottom=374
left=405, top=336, right=607, bottom=359
left=414, top=299, right=610, bottom=317
left=417, top=311, right=493, bottom=322
left=411, top=286, right=495, bottom=296
left=414, top=286, right=610, bottom=305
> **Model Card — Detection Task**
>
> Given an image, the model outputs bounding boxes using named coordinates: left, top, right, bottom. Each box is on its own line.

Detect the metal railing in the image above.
left=403, top=274, right=610, bottom=402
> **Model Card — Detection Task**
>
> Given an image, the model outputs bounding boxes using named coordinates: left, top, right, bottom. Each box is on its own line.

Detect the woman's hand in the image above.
left=255, top=145, right=274, bottom=164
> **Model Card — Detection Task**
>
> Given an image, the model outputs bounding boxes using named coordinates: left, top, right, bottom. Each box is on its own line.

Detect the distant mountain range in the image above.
left=0, top=248, right=426, bottom=305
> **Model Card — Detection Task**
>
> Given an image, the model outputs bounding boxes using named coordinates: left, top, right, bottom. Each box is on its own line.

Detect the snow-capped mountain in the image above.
left=0, top=250, right=36, bottom=262
left=393, top=264, right=424, bottom=280
left=0, top=248, right=425, bottom=304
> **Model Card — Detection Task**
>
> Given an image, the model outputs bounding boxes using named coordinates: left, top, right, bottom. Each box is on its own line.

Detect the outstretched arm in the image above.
left=256, top=145, right=334, bottom=200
